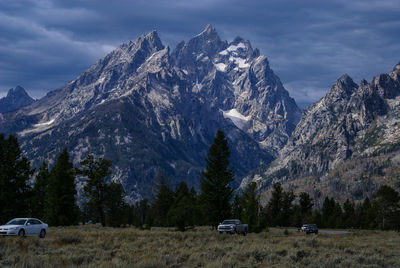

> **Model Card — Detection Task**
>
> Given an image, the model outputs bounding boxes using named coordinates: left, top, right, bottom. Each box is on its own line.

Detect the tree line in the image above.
left=1, top=131, right=399, bottom=231
left=0, top=134, right=126, bottom=226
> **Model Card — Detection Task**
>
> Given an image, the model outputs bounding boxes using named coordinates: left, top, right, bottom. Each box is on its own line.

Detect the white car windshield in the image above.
left=6, top=219, right=27, bottom=225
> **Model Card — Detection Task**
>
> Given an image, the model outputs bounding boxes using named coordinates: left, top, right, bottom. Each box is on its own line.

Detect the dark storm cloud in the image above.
left=0, top=0, right=399, bottom=107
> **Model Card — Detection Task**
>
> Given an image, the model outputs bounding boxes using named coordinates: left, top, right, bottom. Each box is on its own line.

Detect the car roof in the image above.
left=11, top=218, right=39, bottom=221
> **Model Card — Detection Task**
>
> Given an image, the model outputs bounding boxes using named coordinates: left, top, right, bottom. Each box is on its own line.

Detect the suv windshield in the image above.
left=6, top=219, right=27, bottom=225
left=222, top=220, right=238, bottom=224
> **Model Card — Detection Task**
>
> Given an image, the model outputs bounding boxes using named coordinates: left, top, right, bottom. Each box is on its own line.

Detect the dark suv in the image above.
left=300, top=224, right=318, bottom=234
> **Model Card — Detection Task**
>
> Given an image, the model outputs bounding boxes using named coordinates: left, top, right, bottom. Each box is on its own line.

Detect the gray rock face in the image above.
left=0, top=25, right=300, bottom=201
left=172, top=25, right=301, bottom=155
left=243, top=62, right=400, bottom=196
left=0, top=86, right=35, bottom=113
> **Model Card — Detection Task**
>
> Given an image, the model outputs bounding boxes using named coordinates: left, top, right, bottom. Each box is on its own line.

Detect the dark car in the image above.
left=300, top=224, right=318, bottom=234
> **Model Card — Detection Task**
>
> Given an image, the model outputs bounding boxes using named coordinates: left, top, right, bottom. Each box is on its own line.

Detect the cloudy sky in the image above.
left=1, top=0, right=399, bottom=107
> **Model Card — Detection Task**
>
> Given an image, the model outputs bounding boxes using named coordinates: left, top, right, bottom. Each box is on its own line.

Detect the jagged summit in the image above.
left=199, top=24, right=217, bottom=35
left=9, top=85, right=26, bottom=95
left=0, top=86, right=35, bottom=113
left=327, top=74, right=358, bottom=99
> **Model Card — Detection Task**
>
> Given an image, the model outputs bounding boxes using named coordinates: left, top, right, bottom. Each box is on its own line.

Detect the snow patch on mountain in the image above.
left=229, top=56, right=250, bottom=69
left=19, top=118, right=56, bottom=136
left=214, top=62, right=227, bottom=72
left=222, top=108, right=250, bottom=130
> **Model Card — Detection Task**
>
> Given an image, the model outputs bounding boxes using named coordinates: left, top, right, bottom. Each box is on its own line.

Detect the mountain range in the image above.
left=242, top=62, right=400, bottom=206
left=0, top=25, right=300, bottom=201
left=1, top=25, right=398, bottom=204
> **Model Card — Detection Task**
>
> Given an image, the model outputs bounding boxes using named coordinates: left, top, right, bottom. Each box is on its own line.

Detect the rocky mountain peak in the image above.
left=325, top=74, right=358, bottom=102
left=9, top=85, right=26, bottom=95
left=202, top=24, right=217, bottom=35
left=370, top=64, right=400, bottom=99
left=139, top=30, right=164, bottom=50
left=0, top=86, right=35, bottom=113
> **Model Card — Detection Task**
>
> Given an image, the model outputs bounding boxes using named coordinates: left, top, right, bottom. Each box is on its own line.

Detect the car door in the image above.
left=32, top=219, right=42, bottom=235
left=25, top=219, right=36, bottom=235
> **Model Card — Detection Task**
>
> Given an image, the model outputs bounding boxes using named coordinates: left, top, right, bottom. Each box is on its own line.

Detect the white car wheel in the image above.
left=39, top=229, right=46, bottom=238
left=18, top=229, right=25, bottom=237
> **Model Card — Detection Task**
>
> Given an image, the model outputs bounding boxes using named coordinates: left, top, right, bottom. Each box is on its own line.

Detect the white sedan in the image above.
left=0, top=218, right=49, bottom=238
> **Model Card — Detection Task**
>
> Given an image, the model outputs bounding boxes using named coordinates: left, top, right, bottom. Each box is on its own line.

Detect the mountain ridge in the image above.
left=242, top=62, right=400, bottom=205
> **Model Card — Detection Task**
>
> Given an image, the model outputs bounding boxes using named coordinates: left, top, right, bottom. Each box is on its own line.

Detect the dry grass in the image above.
left=0, top=226, right=399, bottom=267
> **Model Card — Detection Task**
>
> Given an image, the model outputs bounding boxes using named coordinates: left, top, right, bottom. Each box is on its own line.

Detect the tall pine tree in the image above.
left=46, top=149, right=79, bottom=226
left=373, top=185, right=400, bottom=230
left=152, top=180, right=174, bottom=227
left=267, top=182, right=284, bottom=226
left=200, top=129, right=234, bottom=228
left=241, top=182, right=260, bottom=232
left=77, top=154, right=112, bottom=227
left=32, top=161, right=49, bottom=219
left=0, top=134, right=33, bottom=223
left=168, top=182, right=194, bottom=231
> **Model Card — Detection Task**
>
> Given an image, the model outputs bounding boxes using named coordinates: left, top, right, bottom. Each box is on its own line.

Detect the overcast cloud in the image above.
left=1, top=0, right=399, bottom=107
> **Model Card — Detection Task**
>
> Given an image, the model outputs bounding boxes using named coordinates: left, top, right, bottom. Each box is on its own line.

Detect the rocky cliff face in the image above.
left=243, top=62, right=400, bottom=204
left=0, top=86, right=35, bottom=113
left=0, top=25, right=300, bottom=201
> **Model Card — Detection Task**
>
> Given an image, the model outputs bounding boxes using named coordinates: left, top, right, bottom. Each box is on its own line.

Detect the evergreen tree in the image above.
left=46, top=149, right=79, bottom=226
left=152, top=174, right=174, bottom=227
left=232, top=194, right=243, bottom=220
left=200, top=129, right=234, bottom=228
left=332, top=201, right=344, bottom=228
left=343, top=199, right=355, bottom=228
left=0, top=134, right=33, bottom=223
left=312, top=210, right=322, bottom=227
left=77, top=154, right=112, bottom=227
left=267, top=182, right=284, bottom=226
left=372, top=185, right=400, bottom=230
left=134, top=198, right=151, bottom=228
left=105, top=182, right=127, bottom=227
left=322, top=197, right=335, bottom=228
left=280, top=190, right=296, bottom=227
left=291, top=204, right=303, bottom=227
left=32, top=162, right=49, bottom=219
left=299, top=192, right=314, bottom=223
left=168, top=182, right=194, bottom=231
left=189, top=187, right=205, bottom=226
left=241, top=182, right=260, bottom=232
left=358, top=197, right=376, bottom=229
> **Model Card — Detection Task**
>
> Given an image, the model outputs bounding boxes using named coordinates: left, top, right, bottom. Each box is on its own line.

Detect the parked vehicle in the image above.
left=218, top=219, right=248, bottom=235
left=300, top=224, right=318, bottom=234
left=0, top=218, right=49, bottom=238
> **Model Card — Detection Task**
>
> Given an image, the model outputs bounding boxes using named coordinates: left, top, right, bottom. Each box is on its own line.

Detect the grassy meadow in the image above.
left=0, top=225, right=399, bottom=267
